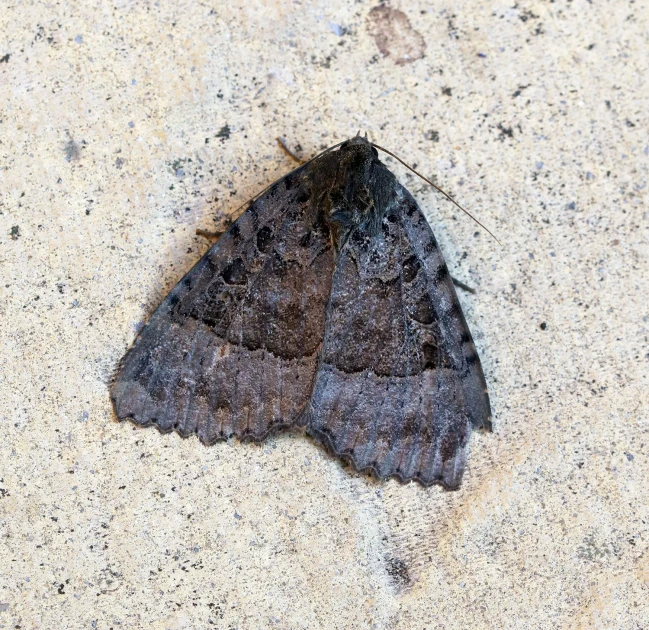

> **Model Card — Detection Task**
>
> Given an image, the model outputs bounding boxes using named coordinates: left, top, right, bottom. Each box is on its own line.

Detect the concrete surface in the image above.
left=1, top=1, right=647, bottom=628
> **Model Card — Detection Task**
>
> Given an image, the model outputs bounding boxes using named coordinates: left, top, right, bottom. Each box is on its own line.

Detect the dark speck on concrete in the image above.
left=216, top=124, right=231, bottom=140
left=442, top=86, right=452, bottom=96
left=64, top=138, right=80, bottom=161
left=497, top=123, right=514, bottom=140
left=540, top=322, right=547, bottom=330
left=425, top=130, right=439, bottom=142
left=171, top=158, right=187, bottom=177
left=385, top=556, right=411, bottom=587
left=10, top=225, right=20, bottom=240
left=519, top=9, right=539, bottom=22
left=0, top=53, right=10, bottom=63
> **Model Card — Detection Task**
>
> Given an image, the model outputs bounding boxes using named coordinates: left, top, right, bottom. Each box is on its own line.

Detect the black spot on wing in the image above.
left=229, top=223, right=241, bottom=239
left=424, top=239, right=437, bottom=255
left=284, top=174, right=298, bottom=190
left=409, top=295, right=435, bottom=324
left=296, top=189, right=311, bottom=204
left=256, top=226, right=273, bottom=253
left=299, top=231, right=313, bottom=247
left=402, top=255, right=420, bottom=283
left=222, top=258, right=247, bottom=285
left=435, top=264, right=449, bottom=282
left=421, top=342, right=439, bottom=369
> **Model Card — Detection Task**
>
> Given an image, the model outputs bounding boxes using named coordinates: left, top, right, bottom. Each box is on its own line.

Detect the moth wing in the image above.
left=305, top=186, right=491, bottom=489
left=111, top=168, right=334, bottom=443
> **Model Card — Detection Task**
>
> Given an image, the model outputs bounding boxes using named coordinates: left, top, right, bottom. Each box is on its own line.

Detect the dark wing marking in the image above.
left=111, top=168, right=334, bottom=443
left=304, top=183, right=491, bottom=489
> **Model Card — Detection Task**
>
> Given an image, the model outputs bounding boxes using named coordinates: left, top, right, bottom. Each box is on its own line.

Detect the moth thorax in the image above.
left=326, top=178, right=374, bottom=228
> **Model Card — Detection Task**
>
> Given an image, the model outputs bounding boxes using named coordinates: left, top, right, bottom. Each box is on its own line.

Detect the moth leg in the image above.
left=195, top=228, right=224, bottom=242
left=276, top=137, right=305, bottom=164
left=451, top=276, right=476, bottom=294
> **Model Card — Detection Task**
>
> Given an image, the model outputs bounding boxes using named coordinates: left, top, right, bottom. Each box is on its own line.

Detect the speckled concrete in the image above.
left=1, top=1, right=647, bottom=628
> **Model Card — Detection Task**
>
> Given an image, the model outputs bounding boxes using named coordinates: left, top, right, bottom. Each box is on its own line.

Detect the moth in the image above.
left=111, top=136, right=492, bottom=489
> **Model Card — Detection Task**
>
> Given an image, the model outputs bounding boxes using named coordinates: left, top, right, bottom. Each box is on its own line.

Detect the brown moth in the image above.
left=111, top=136, right=492, bottom=489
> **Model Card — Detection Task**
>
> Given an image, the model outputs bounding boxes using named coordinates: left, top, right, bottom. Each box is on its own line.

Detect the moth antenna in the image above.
left=372, top=143, right=501, bottom=246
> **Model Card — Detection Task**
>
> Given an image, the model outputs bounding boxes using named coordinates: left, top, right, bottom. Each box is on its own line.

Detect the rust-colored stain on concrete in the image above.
left=367, top=5, right=425, bottom=65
